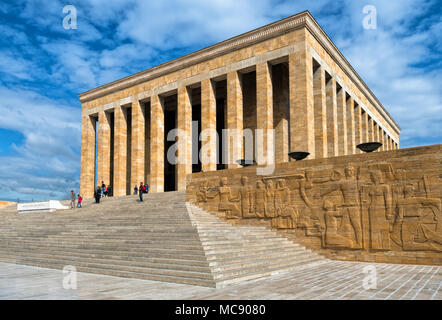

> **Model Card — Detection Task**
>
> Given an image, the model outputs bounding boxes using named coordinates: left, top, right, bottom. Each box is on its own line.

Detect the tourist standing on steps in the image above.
left=101, top=181, right=106, bottom=198
left=134, top=185, right=138, bottom=195
left=77, top=194, right=83, bottom=208
left=139, top=182, right=144, bottom=202
left=70, top=190, right=76, bottom=209
left=94, top=186, right=101, bottom=203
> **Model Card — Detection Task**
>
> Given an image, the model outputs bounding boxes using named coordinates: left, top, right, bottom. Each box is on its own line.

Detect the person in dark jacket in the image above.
left=94, top=186, right=101, bottom=203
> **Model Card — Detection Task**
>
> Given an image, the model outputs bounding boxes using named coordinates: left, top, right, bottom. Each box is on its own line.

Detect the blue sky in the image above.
left=0, top=0, right=441, bottom=201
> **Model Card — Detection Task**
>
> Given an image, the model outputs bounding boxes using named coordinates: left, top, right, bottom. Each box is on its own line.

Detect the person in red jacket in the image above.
left=77, top=194, right=83, bottom=208
left=139, top=182, right=144, bottom=202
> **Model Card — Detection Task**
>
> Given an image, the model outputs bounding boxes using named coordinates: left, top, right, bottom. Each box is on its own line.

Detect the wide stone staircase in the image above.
left=0, top=192, right=324, bottom=287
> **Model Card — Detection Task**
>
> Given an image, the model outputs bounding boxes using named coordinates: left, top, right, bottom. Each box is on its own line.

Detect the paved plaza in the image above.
left=1, top=260, right=440, bottom=300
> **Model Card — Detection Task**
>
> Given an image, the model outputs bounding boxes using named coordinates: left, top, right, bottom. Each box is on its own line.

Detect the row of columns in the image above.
left=82, top=45, right=398, bottom=198
left=311, top=64, right=398, bottom=157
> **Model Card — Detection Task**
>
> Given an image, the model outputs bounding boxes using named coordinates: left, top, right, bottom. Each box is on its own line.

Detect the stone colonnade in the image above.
left=80, top=49, right=399, bottom=198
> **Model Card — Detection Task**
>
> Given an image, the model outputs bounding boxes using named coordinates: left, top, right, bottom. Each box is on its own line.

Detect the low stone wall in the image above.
left=0, top=201, right=15, bottom=209
left=186, top=145, right=441, bottom=265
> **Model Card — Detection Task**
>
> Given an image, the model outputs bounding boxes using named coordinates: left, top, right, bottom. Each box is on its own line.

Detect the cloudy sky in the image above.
left=0, top=0, right=440, bottom=201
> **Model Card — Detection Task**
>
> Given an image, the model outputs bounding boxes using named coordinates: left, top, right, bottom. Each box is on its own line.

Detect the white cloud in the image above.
left=330, top=0, right=442, bottom=147
left=117, top=0, right=271, bottom=49
left=0, top=86, right=81, bottom=200
left=0, top=51, right=35, bottom=80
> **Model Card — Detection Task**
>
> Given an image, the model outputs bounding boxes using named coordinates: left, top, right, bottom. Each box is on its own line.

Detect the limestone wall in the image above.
left=186, top=145, right=441, bottom=265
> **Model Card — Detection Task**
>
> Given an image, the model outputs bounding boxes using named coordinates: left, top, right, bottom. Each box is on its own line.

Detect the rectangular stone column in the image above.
left=374, top=123, right=380, bottom=151
left=313, top=66, right=327, bottom=158
left=150, top=95, right=164, bottom=192
left=256, top=62, right=274, bottom=165
left=326, top=78, right=338, bottom=157
left=80, top=114, right=96, bottom=199
left=346, top=96, right=355, bottom=154
left=97, top=111, right=111, bottom=187
left=177, top=87, right=193, bottom=191
left=337, top=88, right=347, bottom=156
left=362, top=111, right=369, bottom=143
left=145, top=103, right=151, bottom=184
left=273, top=64, right=289, bottom=164
left=113, top=105, right=128, bottom=196
left=354, top=103, right=362, bottom=153
left=131, top=100, right=145, bottom=189
left=227, top=71, right=244, bottom=168
left=201, top=79, right=217, bottom=172
left=381, top=130, right=385, bottom=151
left=289, top=49, right=315, bottom=159
left=368, top=117, right=374, bottom=142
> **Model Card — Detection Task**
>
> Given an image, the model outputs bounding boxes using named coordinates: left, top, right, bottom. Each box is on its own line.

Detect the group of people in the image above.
left=94, top=181, right=113, bottom=204
left=100, top=182, right=112, bottom=198
left=72, top=181, right=148, bottom=206
left=136, top=182, right=149, bottom=202
left=70, top=190, right=83, bottom=209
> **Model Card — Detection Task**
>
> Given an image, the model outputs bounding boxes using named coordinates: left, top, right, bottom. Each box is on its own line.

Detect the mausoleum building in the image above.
left=79, top=11, right=400, bottom=199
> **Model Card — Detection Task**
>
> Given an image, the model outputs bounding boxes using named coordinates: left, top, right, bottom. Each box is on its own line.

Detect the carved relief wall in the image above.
left=186, top=145, right=441, bottom=265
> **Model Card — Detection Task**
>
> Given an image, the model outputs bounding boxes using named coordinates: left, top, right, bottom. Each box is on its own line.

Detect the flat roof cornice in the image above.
left=78, top=10, right=400, bottom=134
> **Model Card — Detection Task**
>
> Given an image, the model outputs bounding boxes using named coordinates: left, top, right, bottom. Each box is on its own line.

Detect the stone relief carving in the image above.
left=361, top=169, right=393, bottom=251
left=205, top=177, right=241, bottom=219
left=189, top=162, right=441, bottom=253
left=239, top=176, right=255, bottom=218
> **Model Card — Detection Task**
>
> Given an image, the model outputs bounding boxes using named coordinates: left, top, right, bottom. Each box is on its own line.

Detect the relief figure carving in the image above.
left=321, top=166, right=362, bottom=249
left=272, top=179, right=299, bottom=229
left=265, top=180, right=276, bottom=218
left=398, top=182, right=441, bottom=251
left=254, top=180, right=266, bottom=218
left=239, top=176, right=255, bottom=218
left=207, top=177, right=241, bottom=219
left=362, top=169, right=393, bottom=251
left=323, top=200, right=355, bottom=249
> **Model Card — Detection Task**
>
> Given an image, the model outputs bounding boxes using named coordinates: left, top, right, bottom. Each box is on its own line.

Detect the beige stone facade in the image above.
left=79, top=11, right=400, bottom=198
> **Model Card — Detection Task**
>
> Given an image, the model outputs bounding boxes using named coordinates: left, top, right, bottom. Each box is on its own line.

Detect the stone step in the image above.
left=209, top=248, right=313, bottom=268
left=0, top=232, right=203, bottom=240
left=0, top=246, right=210, bottom=267
left=0, top=256, right=216, bottom=287
left=0, top=250, right=212, bottom=274
left=217, top=258, right=326, bottom=287
left=213, top=255, right=325, bottom=281
left=2, top=238, right=206, bottom=251
left=0, top=248, right=209, bottom=267
left=3, top=255, right=215, bottom=280
left=0, top=236, right=289, bottom=250
left=0, top=244, right=209, bottom=262
left=0, top=242, right=207, bottom=256
left=1, top=238, right=295, bottom=257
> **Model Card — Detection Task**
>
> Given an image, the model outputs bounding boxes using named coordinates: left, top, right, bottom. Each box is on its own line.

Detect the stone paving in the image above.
left=0, top=260, right=440, bottom=300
